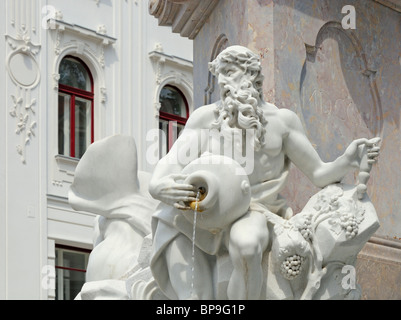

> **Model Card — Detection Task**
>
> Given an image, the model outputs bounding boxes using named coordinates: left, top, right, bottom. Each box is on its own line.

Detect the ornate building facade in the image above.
left=0, top=0, right=193, bottom=299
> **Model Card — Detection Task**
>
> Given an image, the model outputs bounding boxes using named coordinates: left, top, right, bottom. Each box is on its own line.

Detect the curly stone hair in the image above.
left=208, top=45, right=265, bottom=98
left=208, top=46, right=267, bottom=151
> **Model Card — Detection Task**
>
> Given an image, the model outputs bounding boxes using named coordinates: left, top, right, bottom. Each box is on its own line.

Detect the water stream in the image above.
left=190, top=189, right=201, bottom=296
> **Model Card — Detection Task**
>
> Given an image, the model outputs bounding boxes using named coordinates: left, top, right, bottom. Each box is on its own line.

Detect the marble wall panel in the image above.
left=272, top=0, right=401, bottom=240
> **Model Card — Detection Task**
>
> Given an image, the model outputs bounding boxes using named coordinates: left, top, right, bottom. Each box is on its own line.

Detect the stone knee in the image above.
left=229, top=214, right=269, bottom=265
left=230, top=234, right=264, bottom=264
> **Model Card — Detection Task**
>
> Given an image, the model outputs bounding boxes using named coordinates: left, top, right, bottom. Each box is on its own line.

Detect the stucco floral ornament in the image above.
left=6, top=25, right=41, bottom=163
left=8, top=93, right=37, bottom=163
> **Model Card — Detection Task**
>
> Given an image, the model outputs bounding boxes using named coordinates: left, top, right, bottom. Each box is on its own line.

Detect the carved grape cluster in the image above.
left=340, top=215, right=360, bottom=239
left=280, top=254, right=305, bottom=280
left=313, top=185, right=365, bottom=241
left=298, top=215, right=313, bottom=241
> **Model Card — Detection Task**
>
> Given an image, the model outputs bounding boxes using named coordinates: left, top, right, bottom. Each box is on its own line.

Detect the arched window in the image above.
left=158, top=85, right=189, bottom=157
left=58, top=56, right=94, bottom=159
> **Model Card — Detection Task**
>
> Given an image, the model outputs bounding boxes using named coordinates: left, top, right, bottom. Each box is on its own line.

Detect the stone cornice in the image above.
left=374, top=0, right=401, bottom=13
left=148, top=0, right=219, bottom=39
left=148, top=0, right=401, bottom=40
left=49, top=19, right=117, bottom=45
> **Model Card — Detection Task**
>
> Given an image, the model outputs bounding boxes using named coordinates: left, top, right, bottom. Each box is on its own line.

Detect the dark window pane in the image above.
left=159, top=119, right=169, bottom=158
left=159, top=86, right=187, bottom=118
left=56, top=268, right=86, bottom=300
left=176, top=123, right=185, bottom=138
left=58, top=93, right=71, bottom=156
left=62, top=251, right=86, bottom=270
left=59, top=57, right=91, bottom=91
left=55, top=248, right=89, bottom=300
left=74, top=97, right=92, bottom=158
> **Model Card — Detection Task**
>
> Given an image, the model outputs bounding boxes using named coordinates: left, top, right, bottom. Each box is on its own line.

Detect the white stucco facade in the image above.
left=0, top=0, right=193, bottom=299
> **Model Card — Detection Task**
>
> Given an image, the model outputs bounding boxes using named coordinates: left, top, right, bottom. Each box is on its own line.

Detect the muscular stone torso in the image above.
left=197, top=102, right=289, bottom=187
left=248, top=105, right=288, bottom=185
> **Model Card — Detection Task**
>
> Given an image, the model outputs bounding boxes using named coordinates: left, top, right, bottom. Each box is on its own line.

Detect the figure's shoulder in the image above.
left=191, top=103, right=217, bottom=116
left=276, top=107, right=298, bottom=121
left=275, top=107, right=303, bottom=130
left=262, top=103, right=297, bottom=121
left=185, top=103, right=218, bottom=129
left=262, top=103, right=304, bottom=132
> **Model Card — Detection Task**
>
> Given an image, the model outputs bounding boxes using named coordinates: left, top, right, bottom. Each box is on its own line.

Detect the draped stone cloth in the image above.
left=150, top=157, right=292, bottom=299
left=69, top=135, right=159, bottom=285
left=69, top=135, right=157, bottom=238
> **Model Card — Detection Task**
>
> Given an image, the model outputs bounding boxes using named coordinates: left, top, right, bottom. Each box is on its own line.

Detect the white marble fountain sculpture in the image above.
left=71, top=46, right=381, bottom=300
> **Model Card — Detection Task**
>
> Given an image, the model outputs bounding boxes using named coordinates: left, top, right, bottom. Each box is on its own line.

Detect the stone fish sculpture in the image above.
left=71, top=46, right=381, bottom=300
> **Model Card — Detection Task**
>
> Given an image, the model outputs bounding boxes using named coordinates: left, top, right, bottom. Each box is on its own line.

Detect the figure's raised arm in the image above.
left=148, top=106, right=213, bottom=209
left=281, top=109, right=380, bottom=188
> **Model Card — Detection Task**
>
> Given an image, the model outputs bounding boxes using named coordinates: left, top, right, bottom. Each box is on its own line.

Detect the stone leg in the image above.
left=227, top=210, right=269, bottom=300
left=165, top=234, right=214, bottom=299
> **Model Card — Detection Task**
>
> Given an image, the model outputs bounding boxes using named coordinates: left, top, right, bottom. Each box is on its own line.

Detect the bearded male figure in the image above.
left=148, top=45, right=379, bottom=300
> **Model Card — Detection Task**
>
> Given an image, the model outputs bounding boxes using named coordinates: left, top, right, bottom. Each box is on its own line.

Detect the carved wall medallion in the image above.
left=8, top=52, right=40, bottom=88
left=5, top=27, right=41, bottom=89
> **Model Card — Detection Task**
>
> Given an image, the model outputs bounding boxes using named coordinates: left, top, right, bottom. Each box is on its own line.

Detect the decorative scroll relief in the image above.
left=299, top=22, right=383, bottom=167
left=204, top=34, right=229, bottom=105
left=6, top=26, right=41, bottom=164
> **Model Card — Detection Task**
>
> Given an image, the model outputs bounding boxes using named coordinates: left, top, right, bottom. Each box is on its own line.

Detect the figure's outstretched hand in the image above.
left=344, top=137, right=381, bottom=169
left=149, top=174, right=197, bottom=210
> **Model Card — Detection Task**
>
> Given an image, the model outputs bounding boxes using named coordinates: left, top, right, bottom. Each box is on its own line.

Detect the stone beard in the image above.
left=209, top=49, right=268, bottom=152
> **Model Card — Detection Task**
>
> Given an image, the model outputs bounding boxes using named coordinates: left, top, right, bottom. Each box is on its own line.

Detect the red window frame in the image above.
left=58, top=56, right=94, bottom=158
left=55, top=244, right=91, bottom=274
left=159, top=85, right=189, bottom=151
left=54, top=244, right=91, bottom=300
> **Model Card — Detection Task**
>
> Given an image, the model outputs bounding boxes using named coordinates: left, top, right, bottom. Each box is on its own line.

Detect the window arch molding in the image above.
left=153, top=74, right=193, bottom=117
left=52, top=44, right=107, bottom=150
left=53, top=44, right=107, bottom=104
